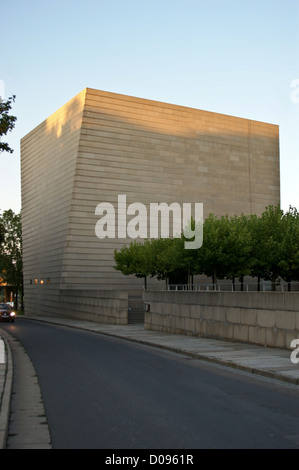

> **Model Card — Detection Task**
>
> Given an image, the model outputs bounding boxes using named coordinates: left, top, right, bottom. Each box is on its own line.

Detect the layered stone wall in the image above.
left=58, top=290, right=129, bottom=325
left=21, top=88, right=280, bottom=318
left=144, top=291, right=299, bottom=349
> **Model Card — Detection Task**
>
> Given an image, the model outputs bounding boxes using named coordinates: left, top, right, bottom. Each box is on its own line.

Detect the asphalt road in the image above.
left=2, top=318, right=299, bottom=449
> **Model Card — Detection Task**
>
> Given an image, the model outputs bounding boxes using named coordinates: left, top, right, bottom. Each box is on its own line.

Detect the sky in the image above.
left=1, top=0, right=298, bottom=214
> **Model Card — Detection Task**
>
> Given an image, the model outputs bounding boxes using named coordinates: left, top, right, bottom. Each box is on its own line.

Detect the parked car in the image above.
left=6, top=301, right=15, bottom=308
left=0, top=303, right=16, bottom=322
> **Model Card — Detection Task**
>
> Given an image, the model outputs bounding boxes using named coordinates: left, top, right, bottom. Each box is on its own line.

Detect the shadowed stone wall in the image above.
left=144, top=291, right=299, bottom=349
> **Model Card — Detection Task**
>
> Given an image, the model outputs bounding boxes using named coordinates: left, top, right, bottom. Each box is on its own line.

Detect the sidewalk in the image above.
left=25, top=315, right=299, bottom=385
left=0, top=334, right=13, bottom=449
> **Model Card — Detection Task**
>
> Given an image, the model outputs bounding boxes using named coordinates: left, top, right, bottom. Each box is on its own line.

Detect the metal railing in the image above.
left=145, top=281, right=299, bottom=292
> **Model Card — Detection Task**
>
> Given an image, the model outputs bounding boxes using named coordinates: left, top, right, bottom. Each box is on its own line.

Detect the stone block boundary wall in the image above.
left=144, top=291, right=299, bottom=349
left=58, top=290, right=129, bottom=325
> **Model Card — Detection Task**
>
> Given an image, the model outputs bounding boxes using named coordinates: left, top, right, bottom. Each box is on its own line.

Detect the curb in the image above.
left=25, top=316, right=299, bottom=386
left=0, top=334, right=13, bottom=449
left=76, top=329, right=299, bottom=386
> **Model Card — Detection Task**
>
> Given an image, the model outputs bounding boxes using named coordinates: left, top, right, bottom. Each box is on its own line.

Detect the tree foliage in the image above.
left=0, top=95, right=17, bottom=154
left=113, top=205, right=299, bottom=289
left=114, top=240, right=152, bottom=288
left=278, top=206, right=299, bottom=286
left=0, top=210, right=23, bottom=308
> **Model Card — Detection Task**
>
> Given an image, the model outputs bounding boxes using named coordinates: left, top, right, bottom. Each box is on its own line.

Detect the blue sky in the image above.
left=1, top=0, right=298, bottom=213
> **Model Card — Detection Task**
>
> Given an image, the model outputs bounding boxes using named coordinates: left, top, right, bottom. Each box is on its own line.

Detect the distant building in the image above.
left=0, top=280, right=14, bottom=304
left=21, top=88, right=280, bottom=322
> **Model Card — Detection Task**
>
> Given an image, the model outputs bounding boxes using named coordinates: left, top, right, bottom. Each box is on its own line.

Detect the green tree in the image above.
left=278, top=206, right=299, bottom=289
left=249, top=206, right=284, bottom=290
left=180, top=217, right=203, bottom=287
left=114, top=207, right=299, bottom=291
left=224, top=214, right=253, bottom=290
left=114, top=236, right=192, bottom=287
left=0, top=217, right=4, bottom=245
left=0, top=95, right=17, bottom=154
left=114, top=240, right=152, bottom=289
left=147, top=237, right=187, bottom=285
left=0, top=210, right=23, bottom=308
left=195, top=214, right=230, bottom=286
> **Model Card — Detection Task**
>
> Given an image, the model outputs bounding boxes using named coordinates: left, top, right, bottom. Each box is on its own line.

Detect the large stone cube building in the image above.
left=21, top=88, right=280, bottom=322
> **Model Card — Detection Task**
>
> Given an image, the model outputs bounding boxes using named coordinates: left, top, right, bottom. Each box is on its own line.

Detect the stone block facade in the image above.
left=144, top=291, right=299, bottom=349
left=21, top=88, right=280, bottom=319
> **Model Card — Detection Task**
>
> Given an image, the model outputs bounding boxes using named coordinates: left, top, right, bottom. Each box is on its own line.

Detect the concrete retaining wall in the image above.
left=57, top=290, right=129, bottom=325
left=144, top=291, right=299, bottom=349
